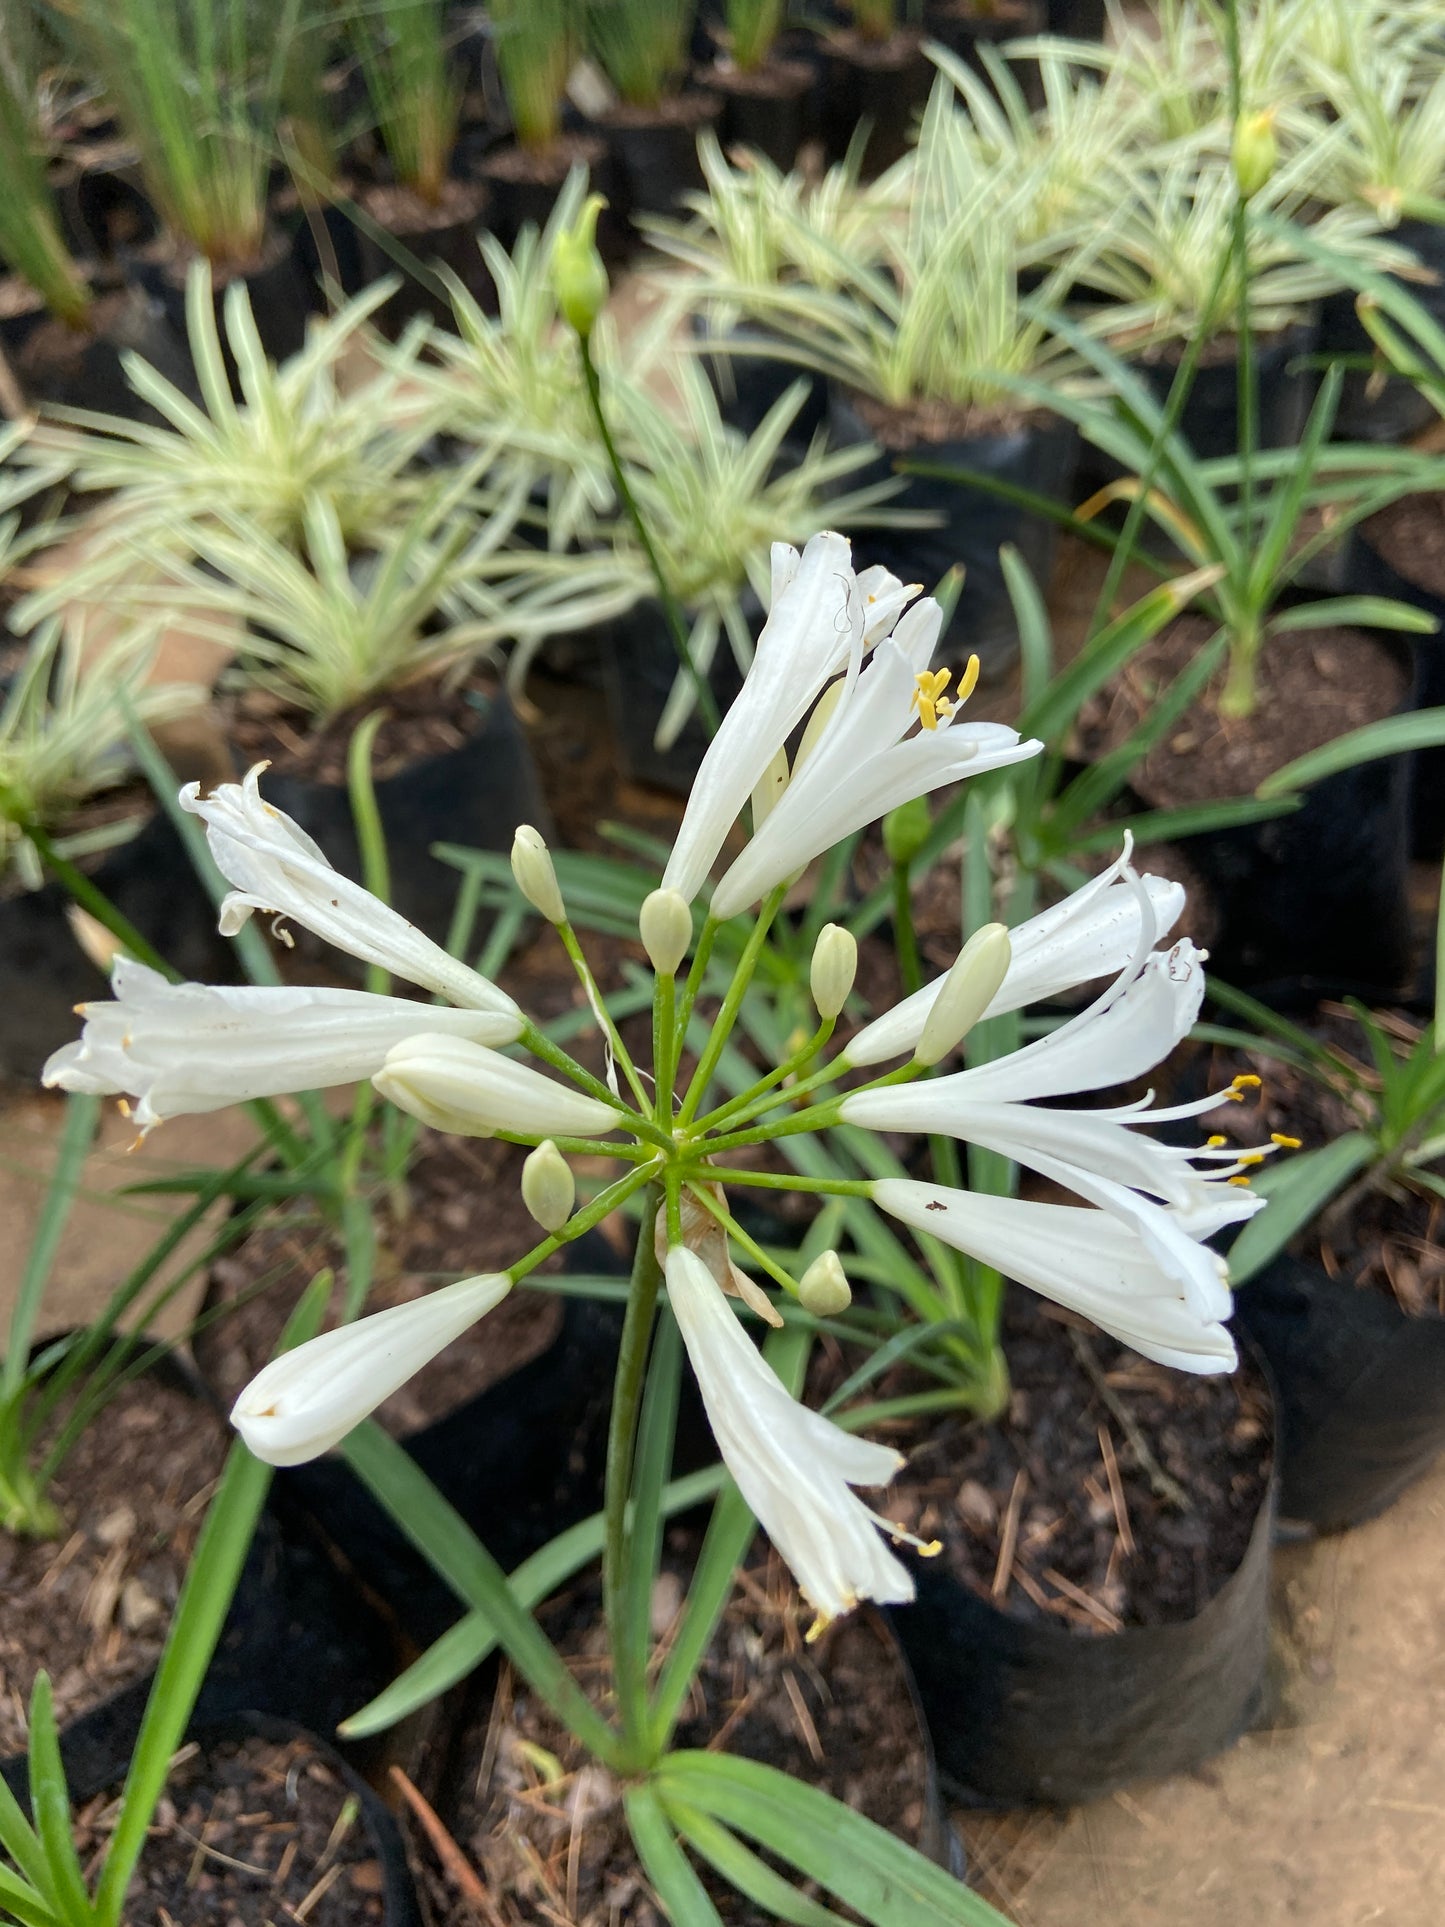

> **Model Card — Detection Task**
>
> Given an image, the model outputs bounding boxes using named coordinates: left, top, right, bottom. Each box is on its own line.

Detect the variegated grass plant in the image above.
left=349, top=0, right=460, bottom=206
left=491, top=0, right=579, bottom=151
left=1283, top=39, right=1445, bottom=228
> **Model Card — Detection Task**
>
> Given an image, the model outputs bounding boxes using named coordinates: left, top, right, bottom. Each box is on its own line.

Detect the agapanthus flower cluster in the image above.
left=45, top=531, right=1270, bottom=1630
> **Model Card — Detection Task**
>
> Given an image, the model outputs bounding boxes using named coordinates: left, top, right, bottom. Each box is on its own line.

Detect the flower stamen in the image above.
left=912, top=668, right=954, bottom=731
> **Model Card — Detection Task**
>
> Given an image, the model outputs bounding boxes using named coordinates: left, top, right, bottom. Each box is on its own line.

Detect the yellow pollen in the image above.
left=1240, top=1153, right=1265, bottom=1166
left=918, top=1538, right=943, bottom=1558
left=1206, top=1134, right=1227, bottom=1148
left=1227, top=1174, right=1253, bottom=1187
left=912, top=668, right=954, bottom=731
left=1271, top=1132, right=1302, bottom=1149
left=805, top=1611, right=832, bottom=1645
left=117, top=1097, right=132, bottom=1118
left=957, top=653, right=981, bottom=703
left=1231, top=1074, right=1262, bottom=1091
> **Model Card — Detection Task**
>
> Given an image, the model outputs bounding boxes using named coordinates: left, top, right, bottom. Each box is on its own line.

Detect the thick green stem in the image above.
left=508, top=1163, right=658, bottom=1284
left=695, top=1020, right=834, bottom=1136
left=604, top=1188, right=665, bottom=1765
left=688, top=1163, right=875, bottom=1198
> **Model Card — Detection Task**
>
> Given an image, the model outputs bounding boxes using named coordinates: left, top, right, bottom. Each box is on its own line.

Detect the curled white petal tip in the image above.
left=374, top=1033, right=623, bottom=1139
left=665, top=1246, right=914, bottom=1621
left=231, top=1272, right=512, bottom=1466
left=40, top=959, right=517, bottom=1131
left=181, top=766, right=520, bottom=1019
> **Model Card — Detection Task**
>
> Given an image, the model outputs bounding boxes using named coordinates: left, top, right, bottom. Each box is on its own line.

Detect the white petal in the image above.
left=182, top=766, right=518, bottom=1016
left=872, top=1179, right=1236, bottom=1374
left=665, top=1247, right=914, bottom=1621
left=847, top=869, right=1185, bottom=1067
left=41, top=959, right=517, bottom=1131
left=373, top=1033, right=623, bottom=1139
left=231, top=1272, right=512, bottom=1465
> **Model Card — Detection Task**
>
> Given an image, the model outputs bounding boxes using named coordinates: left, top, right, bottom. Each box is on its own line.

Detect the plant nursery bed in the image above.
left=1082, top=614, right=1410, bottom=805
left=195, top=1132, right=564, bottom=1429
left=0, top=1370, right=227, bottom=1757
left=224, top=667, right=500, bottom=787
left=74, top=1730, right=393, bottom=1925
left=413, top=1546, right=947, bottom=1925
left=881, top=1301, right=1272, bottom=1632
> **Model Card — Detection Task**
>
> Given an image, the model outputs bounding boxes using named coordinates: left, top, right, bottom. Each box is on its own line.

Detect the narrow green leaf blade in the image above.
left=1258, top=709, right=1445, bottom=800
left=1228, top=1133, right=1376, bottom=1286
left=625, top=1784, right=725, bottom=1927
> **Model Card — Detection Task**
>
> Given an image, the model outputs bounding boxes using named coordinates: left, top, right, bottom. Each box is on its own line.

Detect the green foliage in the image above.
left=588, top=0, right=697, bottom=109
left=349, top=0, right=459, bottom=204
left=491, top=0, right=578, bottom=150
left=0, top=60, right=91, bottom=329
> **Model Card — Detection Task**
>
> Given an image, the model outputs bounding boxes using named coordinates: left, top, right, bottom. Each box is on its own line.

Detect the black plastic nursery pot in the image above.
left=1342, top=512, right=1445, bottom=858
left=689, top=310, right=828, bottom=448
left=0, top=279, right=194, bottom=420
left=1044, top=0, right=1108, bottom=35
left=414, top=1551, right=964, bottom=1919
left=818, top=29, right=936, bottom=177
left=596, top=92, right=724, bottom=223
left=1233, top=1255, right=1445, bottom=1538
left=1315, top=219, right=1445, bottom=445
left=887, top=1331, right=1278, bottom=1809
left=49, top=142, right=158, bottom=264
left=1142, top=316, right=1320, bottom=466
left=237, top=681, right=549, bottom=966
left=0, top=804, right=236, bottom=1081
left=74, top=1715, right=423, bottom=1926
left=132, top=232, right=312, bottom=371
left=353, top=177, right=493, bottom=335
left=476, top=135, right=615, bottom=258
left=827, top=387, right=1080, bottom=678
left=600, top=594, right=749, bottom=795
left=706, top=57, right=814, bottom=172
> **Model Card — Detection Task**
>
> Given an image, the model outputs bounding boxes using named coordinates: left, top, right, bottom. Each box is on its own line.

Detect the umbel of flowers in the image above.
left=46, top=532, right=1274, bottom=1631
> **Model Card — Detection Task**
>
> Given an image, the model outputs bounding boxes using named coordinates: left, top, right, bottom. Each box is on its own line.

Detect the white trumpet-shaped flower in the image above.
left=182, top=765, right=518, bottom=1016
left=40, top=959, right=517, bottom=1133
left=872, top=1181, right=1237, bottom=1374
left=665, top=1246, right=915, bottom=1625
left=709, top=598, right=1041, bottom=919
left=848, top=845, right=1185, bottom=1066
left=231, top=1272, right=512, bottom=1465
left=661, top=533, right=916, bottom=905
left=373, top=1033, right=624, bottom=1139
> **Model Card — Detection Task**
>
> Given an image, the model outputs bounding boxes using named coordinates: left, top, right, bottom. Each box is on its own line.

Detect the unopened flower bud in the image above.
left=1232, top=109, right=1277, bottom=202
left=375, top=1033, right=620, bottom=1139
left=883, top=795, right=931, bottom=867
left=798, top=1251, right=852, bottom=1317
left=915, top=923, right=1012, bottom=1066
left=553, top=193, right=609, bottom=339
left=522, top=1140, right=576, bottom=1232
left=511, top=825, right=565, bottom=924
left=810, top=923, right=857, bottom=1021
left=640, top=887, right=692, bottom=975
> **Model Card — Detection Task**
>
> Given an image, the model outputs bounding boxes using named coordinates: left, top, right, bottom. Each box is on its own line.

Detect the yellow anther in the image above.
left=1240, top=1152, right=1265, bottom=1166
left=957, top=653, right=981, bottom=703
left=805, top=1611, right=832, bottom=1645
left=1206, top=1134, right=1227, bottom=1148
left=1271, top=1132, right=1302, bottom=1149
left=1227, top=1174, right=1253, bottom=1187
left=1232, top=1074, right=1262, bottom=1091
left=117, top=1097, right=131, bottom=1118
left=912, top=668, right=954, bottom=731
left=918, top=1538, right=943, bottom=1558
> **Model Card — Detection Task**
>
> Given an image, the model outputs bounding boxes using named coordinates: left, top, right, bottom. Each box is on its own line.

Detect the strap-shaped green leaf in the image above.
left=655, top=1751, right=1009, bottom=1926
left=26, top=1675, right=94, bottom=1925
left=625, top=1784, right=725, bottom=1927
left=0, top=1863, right=62, bottom=1927
left=669, top=1798, right=852, bottom=1927
left=1258, top=707, right=1445, bottom=800
left=1228, top=1133, right=1376, bottom=1286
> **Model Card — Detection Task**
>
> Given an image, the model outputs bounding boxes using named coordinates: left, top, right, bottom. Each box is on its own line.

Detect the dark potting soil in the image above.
left=0, top=1373, right=228, bottom=1757
left=600, top=91, right=720, bottom=132
left=415, top=1548, right=936, bottom=1925
left=224, top=668, right=500, bottom=787
left=707, top=56, right=813, bottom=101
left=1081, top=614, right=1410, bottom=809
left=480, top=134, right=604, bottom=187
left=847, top=387, right=1048, bottom=453
left=874, top=1299, right=1272, bottom=1634
left=195, top=1131, right=564, bottom=1428
left=1197, top=1020, right=1445, bottom=1316
left=1363, top=491, right=1445, bottom=603
left=11, top=291, right=123, bottom=381
left=74, top=1733, right=387, bottom=1924
left=361, top=176, right=487, bottom=234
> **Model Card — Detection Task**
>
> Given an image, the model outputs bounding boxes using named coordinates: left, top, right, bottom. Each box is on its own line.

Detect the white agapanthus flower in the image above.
left=664, top=1246, right=915, bottom=1625
left=374, top=1032, right=624, bottom=1139
left=41, top=959, right=518, bottom=1133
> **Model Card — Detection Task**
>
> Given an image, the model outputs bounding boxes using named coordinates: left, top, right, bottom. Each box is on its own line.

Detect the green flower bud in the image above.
left=798, top=1250, right=852, bottom=1317
left=915, top=922, right=1012, bottom=1066
left=553, top=194, right=609, bottom=339
left=883, top=795, right=931, bottom=867
left=809, top=923, right=858, bottom=1022
left=511, top=824, right=565, bottom=924
left=522, top=1140, right=576, bottom=1233
left=1232, top=110, right=1277, bottom=202
left=640, top=887, right=692, bottom=976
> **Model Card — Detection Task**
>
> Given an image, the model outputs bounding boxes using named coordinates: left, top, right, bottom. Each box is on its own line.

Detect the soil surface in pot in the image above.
left=706, top=56, right=813, bottom=100
left=10, top=289, right=123, bottom=387
left=599, top=91, right=720, bottom=133
left=194, top=1131, right=564, bottom=1427
left=847, top=388, right=1046, bottom=452
left=1362, top=492, right=1445, bottom=602
left=0, top=1372, right=228, bottom=1756
left=480, top=134, right=606, bottom=187
left=873, top=1297, right=1272, bottom=1633
left=74, top=1732, right=387, bottom=1924
left=224, top=668, right=501, bottom=787
left=360, top=175, right=486, bottom=233
left=415, top=1546, right=938, bottom=1924
left=1080, top=614, right=1410, bottom=808
left=1196, top=1020, right=1445, bottom=1316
